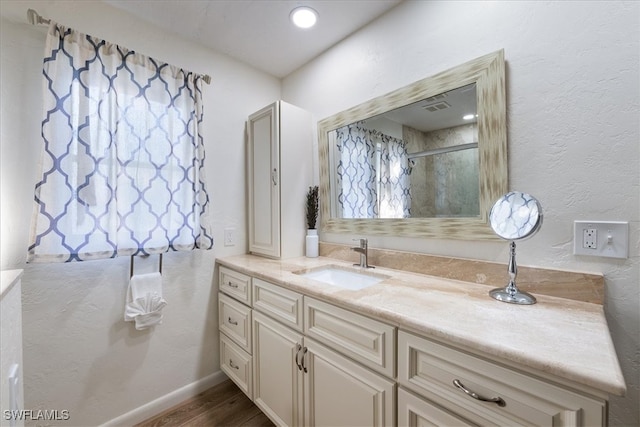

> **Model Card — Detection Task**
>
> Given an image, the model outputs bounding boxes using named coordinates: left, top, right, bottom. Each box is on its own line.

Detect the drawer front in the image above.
left=252, top=278, right=304, bottom=332
left=220, top=333, right=252, bottom=399
left=219, top=293, right=252, bottom=352
left=304, top=297, right=395, bottom=378
left=398, top=387, right=476, bottom=427
left=219, top=266, right=251, bottom=305
left=398, top=330, right=605, bottom=427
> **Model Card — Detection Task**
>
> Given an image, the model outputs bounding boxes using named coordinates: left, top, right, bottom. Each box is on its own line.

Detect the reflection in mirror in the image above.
left=488, top=191, right=543, bottom=305
left=489, top=191, right=543, bottom=241
left=329, top=84, right=479, bottom=219
left=318, top=49, right=507, bottom=240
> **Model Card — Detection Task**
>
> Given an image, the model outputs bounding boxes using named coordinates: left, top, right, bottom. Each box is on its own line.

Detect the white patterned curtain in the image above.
left=335, top=124, right=378, bottom=218
left=27, top=23, right=213, bottom=263
left=379, top=134, right=411, bottom=218
left=335, top=124, right=411, bottom=218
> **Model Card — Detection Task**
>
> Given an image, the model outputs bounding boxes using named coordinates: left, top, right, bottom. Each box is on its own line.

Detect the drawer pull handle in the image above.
left=295, top=344, right=303, bottom=371
left=229, top=359, right=239, bottom=370
left=227, top=281, right=239, bottom=289
left=453, top=379, right=506, bottom=407
left=228, top=317, right=238, bottom=326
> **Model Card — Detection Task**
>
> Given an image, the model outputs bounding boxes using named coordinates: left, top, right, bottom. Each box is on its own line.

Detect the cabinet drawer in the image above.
left=253, top=278, right=304, bottom=332
left=219, top=293, right=252, bottom=352
left=398, top=330, right=605, bottom=427
left=219, top=266, right=252, bottom=305
left=304, top=297, right=395, bottom=378
left=398, top=387, right=475, bottom=427
left=220, top=333, right=252, bottom=399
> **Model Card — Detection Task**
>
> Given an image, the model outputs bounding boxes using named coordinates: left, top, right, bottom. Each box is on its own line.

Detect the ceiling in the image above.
left=103, top=0, right=402, bottom=78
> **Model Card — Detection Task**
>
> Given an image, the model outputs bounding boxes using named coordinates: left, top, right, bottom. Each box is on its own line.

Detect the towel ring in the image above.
left=130, top=254, right=163, bottom=278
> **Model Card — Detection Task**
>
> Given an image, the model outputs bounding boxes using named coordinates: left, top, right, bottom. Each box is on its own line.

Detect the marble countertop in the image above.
left=217, top=254, right=626, bottom=397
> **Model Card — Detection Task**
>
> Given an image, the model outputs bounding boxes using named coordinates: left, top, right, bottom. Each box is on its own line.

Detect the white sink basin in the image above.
left=294, top=265, right=387, bottom=290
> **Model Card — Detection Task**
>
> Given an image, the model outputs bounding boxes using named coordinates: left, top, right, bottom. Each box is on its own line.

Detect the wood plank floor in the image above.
left=135, top=379, right=275, bottom=427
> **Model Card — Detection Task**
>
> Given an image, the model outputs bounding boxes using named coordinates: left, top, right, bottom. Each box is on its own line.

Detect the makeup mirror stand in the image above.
left=488, top=191, right=543, bottom=305
left=489, top=241, right=537, bottom=304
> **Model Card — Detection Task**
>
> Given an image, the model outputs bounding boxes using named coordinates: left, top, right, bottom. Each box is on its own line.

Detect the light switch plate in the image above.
left=573, top=221, right=628, bottom=259
left=224, top=228, right=236, bottom=247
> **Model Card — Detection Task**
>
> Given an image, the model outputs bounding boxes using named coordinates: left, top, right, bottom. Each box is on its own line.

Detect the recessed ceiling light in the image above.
left=290, top=6, right=318, bottom=29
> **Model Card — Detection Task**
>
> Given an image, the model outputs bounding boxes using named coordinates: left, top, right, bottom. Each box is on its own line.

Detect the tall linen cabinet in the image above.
left=247, top=101, right=313, bottom=259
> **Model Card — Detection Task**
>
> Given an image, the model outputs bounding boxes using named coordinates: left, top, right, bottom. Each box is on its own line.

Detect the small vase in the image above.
left=306, top=229, right=319, bottom=258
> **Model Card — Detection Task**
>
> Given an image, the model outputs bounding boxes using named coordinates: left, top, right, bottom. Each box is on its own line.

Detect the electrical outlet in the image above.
left=574, top=221, right=628, bottom=259
left=223, top=228, right=236, bottom=247
left=583, top=228, right=597, bottom=249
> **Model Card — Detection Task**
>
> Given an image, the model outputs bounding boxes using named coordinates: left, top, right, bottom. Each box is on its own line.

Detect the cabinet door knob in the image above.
left=453, top=379, right=506, bottom=407
left=229, top=359, right=239, bottom=370
left=271, top=168, right=278, bottom=186
left=228, top=317, right=238, bottom=326
left=227, top=281, right=239, bottom=288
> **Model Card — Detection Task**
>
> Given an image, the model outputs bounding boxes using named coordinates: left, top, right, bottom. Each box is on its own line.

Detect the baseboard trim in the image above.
left=100, top=371, right=228, bottom=426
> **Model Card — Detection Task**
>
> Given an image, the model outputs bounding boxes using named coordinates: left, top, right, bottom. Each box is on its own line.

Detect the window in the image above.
left=27, top=23, right=213, bottom=262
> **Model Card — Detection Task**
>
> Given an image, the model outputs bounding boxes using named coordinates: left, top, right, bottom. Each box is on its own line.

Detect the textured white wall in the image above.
left=283, top=1, right=639, bottom=426
left=0, top=0, right=279, bottom=425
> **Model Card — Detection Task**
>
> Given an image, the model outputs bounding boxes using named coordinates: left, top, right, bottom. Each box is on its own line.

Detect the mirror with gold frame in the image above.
left=317, top=49, right=507, bottom=240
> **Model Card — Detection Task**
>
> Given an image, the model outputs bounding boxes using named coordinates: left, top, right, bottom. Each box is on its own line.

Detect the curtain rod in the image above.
left=26, top=8, right=50, bottom=25
left=26, top=8, right=212, bottom=85
left=407, top=142, right=478, bottom=160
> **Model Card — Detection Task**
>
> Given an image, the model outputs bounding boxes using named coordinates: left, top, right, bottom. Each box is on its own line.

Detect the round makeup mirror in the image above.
left=488, top=191, right=543, bottom=304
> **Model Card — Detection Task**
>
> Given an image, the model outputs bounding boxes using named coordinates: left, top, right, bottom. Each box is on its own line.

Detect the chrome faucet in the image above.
left=351, top=238, right=373, bottom=269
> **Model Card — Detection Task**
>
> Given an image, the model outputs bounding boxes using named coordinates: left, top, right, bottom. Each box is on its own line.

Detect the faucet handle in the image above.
left=352, top=238, right=367, bottom=248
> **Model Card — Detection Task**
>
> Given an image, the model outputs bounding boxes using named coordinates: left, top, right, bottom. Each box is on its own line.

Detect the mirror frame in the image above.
left=317, top=49, right=507, bottom=240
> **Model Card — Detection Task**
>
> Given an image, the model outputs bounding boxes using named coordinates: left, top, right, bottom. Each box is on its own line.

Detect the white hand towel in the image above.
left=124, top=272, right=167, bottom=330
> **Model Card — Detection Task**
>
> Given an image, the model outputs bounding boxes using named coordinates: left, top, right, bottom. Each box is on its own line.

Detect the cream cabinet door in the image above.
left=303, top=337, right=395, bottom=427
left=253, top=310, right=304, bottom=426
left=247, top=102, right=280, bottom=258
left=247, top=101, right=312, bottom=259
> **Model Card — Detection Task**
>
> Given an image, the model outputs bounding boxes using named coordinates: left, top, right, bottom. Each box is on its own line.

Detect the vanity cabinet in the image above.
left=252, top=311, right=395, bottom=427
left=247, top=101, right=312, bottom=259
left=219, top=261, right=613, bottom=427
left=251, top=280, right=395, bottom=427
left=218, top=266, right=253, bottom=398
left=219, top=265, right=396, bottom=426
left=397, top=330, right=607, bottom=427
